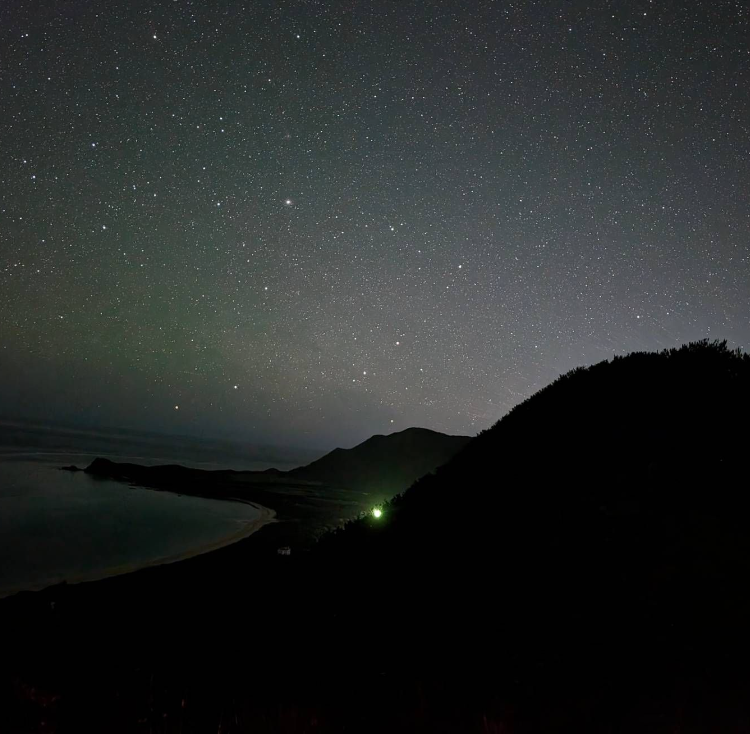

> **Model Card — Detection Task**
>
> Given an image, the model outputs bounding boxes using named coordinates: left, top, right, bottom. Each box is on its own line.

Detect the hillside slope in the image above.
left=314, top=340, right=750, bottom=681
left=287, top=426, right=471, bottom=498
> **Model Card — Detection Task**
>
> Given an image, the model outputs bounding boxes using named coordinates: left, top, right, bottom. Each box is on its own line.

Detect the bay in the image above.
left=0, top=422, right=314, bottom=598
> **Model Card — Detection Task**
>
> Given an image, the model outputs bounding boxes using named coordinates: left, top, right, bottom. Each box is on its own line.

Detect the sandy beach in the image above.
left=0, top=499, right=276, bottom=599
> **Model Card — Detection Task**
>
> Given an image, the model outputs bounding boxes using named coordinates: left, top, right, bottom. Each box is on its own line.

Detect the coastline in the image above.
left=0, top=499, right=276, bottom=600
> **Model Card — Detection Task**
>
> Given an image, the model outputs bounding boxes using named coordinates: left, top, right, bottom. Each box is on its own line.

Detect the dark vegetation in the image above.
left=2, top=340, right=750, bottom=732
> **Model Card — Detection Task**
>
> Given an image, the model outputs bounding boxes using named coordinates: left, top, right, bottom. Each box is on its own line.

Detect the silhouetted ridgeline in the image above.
left=313, top=340, right=750, bottom=678
left=286, top=426, right=471, bottom=495
left=82, top=426, right=470, bottom=509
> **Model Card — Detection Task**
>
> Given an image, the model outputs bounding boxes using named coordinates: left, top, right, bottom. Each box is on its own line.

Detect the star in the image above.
left=0, top=0, right=743, bottom=451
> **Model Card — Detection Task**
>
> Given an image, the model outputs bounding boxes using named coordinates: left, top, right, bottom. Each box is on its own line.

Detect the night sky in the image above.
left=0, top=1, right=747, bottom=449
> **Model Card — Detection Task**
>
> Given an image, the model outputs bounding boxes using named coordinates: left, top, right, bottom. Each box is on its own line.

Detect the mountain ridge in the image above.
left=82, top=426, right=471, bottom=505
left=286, top=426, right=470, bottom=494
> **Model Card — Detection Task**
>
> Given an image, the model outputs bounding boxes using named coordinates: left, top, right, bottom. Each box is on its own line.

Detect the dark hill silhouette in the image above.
left=287, top=426, right=471, bottom=494
left=310, top=340, right=750, bottom=703
left=83, top=426, right=470, bottom=506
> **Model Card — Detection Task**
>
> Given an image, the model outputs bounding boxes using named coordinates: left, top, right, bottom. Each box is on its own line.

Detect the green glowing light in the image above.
left=372, top=507, right=383, bottom=519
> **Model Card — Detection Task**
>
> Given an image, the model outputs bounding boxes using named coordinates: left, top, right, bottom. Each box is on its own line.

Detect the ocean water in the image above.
left=0, top=422, right=316, bottom=598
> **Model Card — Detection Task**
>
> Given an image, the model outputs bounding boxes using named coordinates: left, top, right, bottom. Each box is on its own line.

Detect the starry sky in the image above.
left=0, top=0, right=747, bottom=449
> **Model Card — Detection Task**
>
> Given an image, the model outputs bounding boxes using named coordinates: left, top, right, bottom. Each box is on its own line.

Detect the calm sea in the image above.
left=0, top=421, right=318, bottom=598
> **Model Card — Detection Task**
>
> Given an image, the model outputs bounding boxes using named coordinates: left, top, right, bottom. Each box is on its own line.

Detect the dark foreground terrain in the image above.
left=2, top=340, right=750, bottom=732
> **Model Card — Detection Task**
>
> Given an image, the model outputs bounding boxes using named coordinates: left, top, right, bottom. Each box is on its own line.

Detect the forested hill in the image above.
left=314, top=340, right=750, bottom=682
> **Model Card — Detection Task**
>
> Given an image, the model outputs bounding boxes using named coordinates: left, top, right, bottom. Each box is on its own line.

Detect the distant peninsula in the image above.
left=65, top=427, right=470, bottom=525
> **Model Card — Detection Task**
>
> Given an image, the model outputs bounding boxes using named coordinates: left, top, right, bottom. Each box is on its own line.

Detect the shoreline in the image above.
left=0, top=500, right=276, bottom=600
